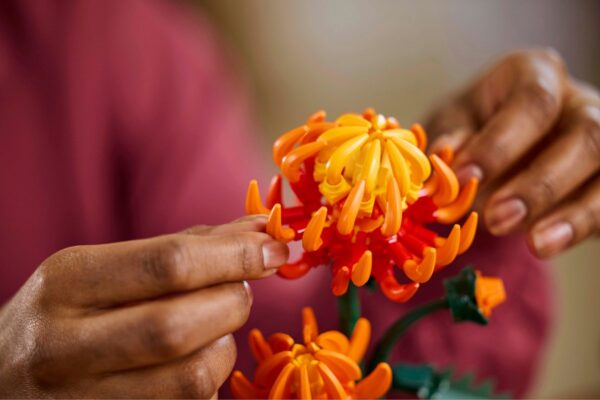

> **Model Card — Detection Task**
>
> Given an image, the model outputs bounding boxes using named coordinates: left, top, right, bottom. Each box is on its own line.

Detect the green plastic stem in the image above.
left=368, top=298, right=449, bottom=372
left=337, top=283, right=361, bottom=337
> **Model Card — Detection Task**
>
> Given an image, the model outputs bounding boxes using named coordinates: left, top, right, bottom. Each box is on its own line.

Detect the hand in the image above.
left=427, top=48, right=600, bottom=258
left=0, top=215, right=288, bottom=398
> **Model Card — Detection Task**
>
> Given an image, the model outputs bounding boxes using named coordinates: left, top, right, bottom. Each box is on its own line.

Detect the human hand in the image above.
left=427, top=48, right=600, bottom=258
left=0, top=215, right=288, bottom=398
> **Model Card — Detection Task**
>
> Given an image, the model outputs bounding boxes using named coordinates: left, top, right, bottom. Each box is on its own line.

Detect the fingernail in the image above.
left=243, top=281, right=254, bottom=303
left=262, top=240, right=289, bottom=269
left=455, top=163, right=484, bottom=186
left=485, top=197, right=527, bottom=235
left=531, top=222, right=574, bottom=258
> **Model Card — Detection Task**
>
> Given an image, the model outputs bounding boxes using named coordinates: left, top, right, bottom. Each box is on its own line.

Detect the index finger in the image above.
left=452, top=49, right=566, bottom=185
left=50, top=231, right=288, bottom=307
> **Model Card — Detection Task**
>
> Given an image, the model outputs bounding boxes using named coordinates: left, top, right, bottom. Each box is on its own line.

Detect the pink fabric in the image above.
left=0, top=1, right=552, bottom=397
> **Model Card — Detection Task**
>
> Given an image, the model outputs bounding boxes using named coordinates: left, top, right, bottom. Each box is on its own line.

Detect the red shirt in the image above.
left=0, top=1, right=552, bottom=397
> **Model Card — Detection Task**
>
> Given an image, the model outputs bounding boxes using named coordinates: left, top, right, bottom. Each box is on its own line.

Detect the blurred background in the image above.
left=199, top=0, right=600, bottom=397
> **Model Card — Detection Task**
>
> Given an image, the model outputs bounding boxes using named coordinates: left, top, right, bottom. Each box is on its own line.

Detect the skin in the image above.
left=427, top=48, right=600, bottom=258
left=0, top=215, right=288, bottom=398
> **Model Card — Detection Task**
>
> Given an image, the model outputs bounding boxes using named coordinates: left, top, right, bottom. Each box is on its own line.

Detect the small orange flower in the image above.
left=230, top=307, right=392, bottom=399
left=475, top=271, right=506, bottom=317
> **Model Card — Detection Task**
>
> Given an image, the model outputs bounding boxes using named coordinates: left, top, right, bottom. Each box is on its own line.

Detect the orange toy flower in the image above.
left=230, top=307, right=392, bottom=399
left=246, top=109, right=479, bottom=302
left=475, top=271, right=506, bottom=317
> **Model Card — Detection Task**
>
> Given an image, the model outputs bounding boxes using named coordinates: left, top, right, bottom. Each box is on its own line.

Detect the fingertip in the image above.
left=529, top=220, right=574, bottom=259
left=261, top=239, right=290, bottom=270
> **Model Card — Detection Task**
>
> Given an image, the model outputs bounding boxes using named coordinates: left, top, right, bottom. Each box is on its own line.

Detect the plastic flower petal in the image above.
left=246, top=109, right=480, bottom=302
left=443, top=266, right=506, bottom=324
left=230, top=307, right=392, bottom=399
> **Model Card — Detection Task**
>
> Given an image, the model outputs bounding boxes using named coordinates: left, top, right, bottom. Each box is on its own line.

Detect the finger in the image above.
left=50, top=231, right=288, bottom=307
left=484, top=102, right=600, bottom=235
left=528, top=175, right=600, bottom=258
left=92, top=335, right=236, bottom=398
left=69, top=282, right=251, bottom=372
left=182, top=214, right=267, bottom=236
left=452, top=50, right=566, bottom=185
left=426, top=98, right=478, bottom=154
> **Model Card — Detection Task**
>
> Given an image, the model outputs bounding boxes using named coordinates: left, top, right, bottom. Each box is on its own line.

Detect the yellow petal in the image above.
left=335, top=113, right=372, bottom=128
left=357, top=140, right=382, bottom=194
left=384, top=140, right=410, bottom=196
left=388, top=136, right=432, bottom=183
left=325, top=133, right=369, bottom=184
left=317, top=126, right=368, bottom=146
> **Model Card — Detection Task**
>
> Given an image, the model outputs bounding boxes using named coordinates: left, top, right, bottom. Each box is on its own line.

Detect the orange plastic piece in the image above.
left=403, top=247, right=436, bottom=283
left=347, top=318, right=371, bottom=363
left=307, top=109, right=326, bottom=124
left=430, top=154, right=459, bottom=207
left=438, top=144, right=454, bottom=165
left=245, top=180, right=269, bottom=215
left=230, top=308, right=391, bottom=399
left=458, top=212, right=478, bottom=254
left=302, top=207, right=327, bottom=251
left=380, top=177, right=402, bottom=236
left=266, top=175, right=282, bottom=208
left=332, top=266, right=351, bottom=296
left=410, top=123, right=428, bottom=152
left=268, top=333, right=294, bottom=353
left=266, top=204, right=295, bottom=243
left=380, top=276, right=419, bottom=303
left=249, top=329, right=273, bottom=362
left=475, top=271, right=507, bottom=317
left=281, top=141, right=326, bottom=183
left=435, top=224, right=461, bottom=269
left=273, top=125, right=308, bottom=167
left=355, top=363, right=393, bottom=399
left=435, top=177, right=479, bottom=224
left=351, top=250, right=372, bottom=287
left=337, top=180, right=365, bottom=235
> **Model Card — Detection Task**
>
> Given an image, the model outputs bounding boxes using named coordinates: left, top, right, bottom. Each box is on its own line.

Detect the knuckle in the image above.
left=525, top=169, right=559, bottom=212
left=579, top=112, right=600, bottom=160
left=143, top=310, right=185, bottom=358
left=142, top=237, right=189, bottom=289
left=180, top=362, right=218, bottom=398
left=521, top=79, right=560, bottom=123
left=230, top=232, right=262, bottom=275
left=230, top=283, right=253, bottom=321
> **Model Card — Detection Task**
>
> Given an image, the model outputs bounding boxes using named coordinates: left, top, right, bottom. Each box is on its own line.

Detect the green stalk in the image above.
left=368, top=298, right=448, bottom=372
left=337, top=283, right=361, bottom=337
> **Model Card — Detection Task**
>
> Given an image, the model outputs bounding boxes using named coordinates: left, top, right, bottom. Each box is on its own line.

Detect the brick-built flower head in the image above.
left=246, top=109, right=480, bottom=302
left=230, top=307, right=392, bottom=399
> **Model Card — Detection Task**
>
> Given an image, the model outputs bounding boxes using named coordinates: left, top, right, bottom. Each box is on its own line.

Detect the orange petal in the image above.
left=249, top=329, right=272, bottom=363
left=337, top=180, right=366, bottom=235
left=316, top=331, right=350, bottom=354
left=273, top=125, right=308, bottom=167
left=429, top=154, right=459, bottom=207
left=302, top=206, right=328, bottom=251
left=266, top=204, right=295, bottom=243
left=254, top=351, right=293, bottom=387
left=347, top=318, right=371, bottom=363
left=380, top=176, right=402, bottom=236
left=410, top=123, right=428, bottom=152
left=316, top=363, right=347, bottom=399
left=331, top=266, right=351, bottom=296
left=307, top=109, right=326, bottom=124
left=315, top=349, right=362, bottom=382
left=437, top=144, right=454, bottom=164
left=230, top=371, right=259, bottom=399
left=281, top=141, right=326, bottom=183
left=302, top=307, right=319, bottom=344
left=245, top=180, right=269, bottom=215
left=435, top=177, right=479, bottom=224
left=266, top=175, right=282, bottom=208
left=268, top=333, right=295, bottom=353
left=458, top=211, right=478, bottom=254
left=351, top=250, right=372, bottom=287
left=386, top=116, right=400, bottom=129
left=362, top=107, right=376, bottom=120
left=380, top=275, right=419, bottom=303
left=299, top=122, right=336, bottom=145
left=421, top=172, right=438, bottom=196
left=335, top=113, right=372, bottom=128
left=299, top=364, right=312, bottom=400
left=475, top=271, right=507, bottom=317
left=355, top=362, right=392, bottom=399
left=403, top=247, right=436, bottom=283
left=268, top=362, right=296, bottom=399
left=435, top=224, right=460, bottom=269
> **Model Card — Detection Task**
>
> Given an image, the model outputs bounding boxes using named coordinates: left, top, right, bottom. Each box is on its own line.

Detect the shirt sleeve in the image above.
left=107, top=0, right=264, bottom=238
